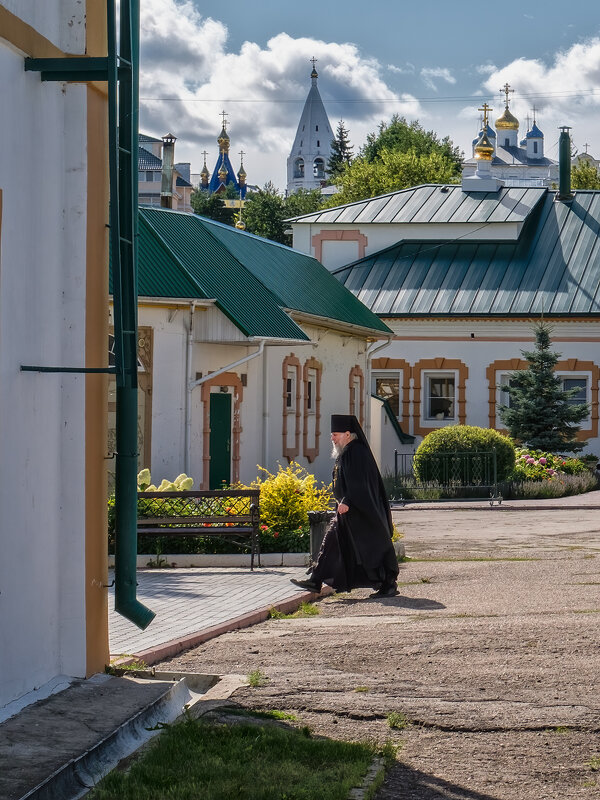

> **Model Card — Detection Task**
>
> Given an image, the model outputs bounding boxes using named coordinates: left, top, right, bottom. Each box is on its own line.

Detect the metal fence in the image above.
left=392, top=449, right=501, bottom=506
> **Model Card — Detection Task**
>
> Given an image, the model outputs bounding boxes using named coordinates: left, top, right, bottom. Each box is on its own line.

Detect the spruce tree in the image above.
left=327, top=120, right=354, bottom=180
left=498, top=322, right=589, bottom=453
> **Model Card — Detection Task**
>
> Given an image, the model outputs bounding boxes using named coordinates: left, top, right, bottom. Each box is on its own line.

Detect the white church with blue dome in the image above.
left=462, top=84, right=559, bottom=188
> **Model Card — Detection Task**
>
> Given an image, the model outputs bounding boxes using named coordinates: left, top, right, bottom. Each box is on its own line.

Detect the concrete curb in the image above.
left=18, top=673, right=218, bottom=800
left=347, top=756, right=386, bottom=799
left=108, top=553, right=310, bottom=569
left=132, top=588, right=333, bottom=667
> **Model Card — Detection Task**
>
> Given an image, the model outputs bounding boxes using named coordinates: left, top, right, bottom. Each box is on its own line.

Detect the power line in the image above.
left=140, top=89, right=600, bottom=104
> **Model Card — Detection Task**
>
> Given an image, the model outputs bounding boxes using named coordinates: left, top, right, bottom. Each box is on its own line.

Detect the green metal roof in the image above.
left=199, top=214, right=391, bottom=333
left=334, top=190, right=600, bottom=317
left=137, top=208, right=391, bottom=336
left=137, top=208, right=308, bottom=340
left=287, top=185, right=547, bottom=226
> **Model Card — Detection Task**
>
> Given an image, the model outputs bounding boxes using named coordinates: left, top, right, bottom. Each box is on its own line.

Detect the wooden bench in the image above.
left=137, top=488, right=261, bottom=570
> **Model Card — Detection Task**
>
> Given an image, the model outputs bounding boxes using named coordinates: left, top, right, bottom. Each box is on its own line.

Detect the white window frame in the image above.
left=285, top=368, right=297, bottom=413
left=306, top=368, right=317, bottom=414
left=423, top=372, right=456, bottom=422
left=559, top=373, right=591, bottom=422
left=372, top=370, right=401, bottom=419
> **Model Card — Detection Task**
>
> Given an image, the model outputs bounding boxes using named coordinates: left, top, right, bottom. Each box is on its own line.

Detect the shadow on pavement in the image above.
left=376, top=763, right=501, bottom=800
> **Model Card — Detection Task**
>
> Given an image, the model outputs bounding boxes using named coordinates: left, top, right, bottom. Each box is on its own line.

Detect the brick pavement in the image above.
left=108, top=566, right=315, bottom=664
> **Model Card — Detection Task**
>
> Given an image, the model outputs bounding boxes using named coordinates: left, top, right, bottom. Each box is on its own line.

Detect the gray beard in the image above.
left=331, top=442, right=344, bottom=459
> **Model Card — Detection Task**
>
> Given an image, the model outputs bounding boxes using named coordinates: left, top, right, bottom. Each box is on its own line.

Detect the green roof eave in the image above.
left=289, top=309, right=393, bottom=338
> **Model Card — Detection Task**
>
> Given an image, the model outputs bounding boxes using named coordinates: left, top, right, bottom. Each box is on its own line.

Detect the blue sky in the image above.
left=139, top=0, right=600, bottom=189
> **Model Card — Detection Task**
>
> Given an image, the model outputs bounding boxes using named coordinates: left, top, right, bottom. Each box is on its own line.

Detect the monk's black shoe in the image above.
left=369, top=585, right=399, bottom=598
left=290, top=578, right=322, bottom=592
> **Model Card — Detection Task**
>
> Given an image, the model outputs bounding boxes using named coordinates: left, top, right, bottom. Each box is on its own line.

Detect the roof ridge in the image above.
left=285, top=184, right=455, bottom=221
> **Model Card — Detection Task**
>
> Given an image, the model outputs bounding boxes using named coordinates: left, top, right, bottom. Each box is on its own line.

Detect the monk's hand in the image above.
left=337, top=502, right=349, bottom=514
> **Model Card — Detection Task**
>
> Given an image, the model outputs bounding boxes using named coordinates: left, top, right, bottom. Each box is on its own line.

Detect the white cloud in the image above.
left=479, top=39, right=600, bottom=154
left=387, top=62, right=416, bottom=75
left=420, top=67, right=456, bottom=91
left=138, top=0, right=418, bottom=189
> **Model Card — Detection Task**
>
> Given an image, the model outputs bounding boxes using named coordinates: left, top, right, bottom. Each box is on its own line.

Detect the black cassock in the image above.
left=311, top=439, right=398, bottom=592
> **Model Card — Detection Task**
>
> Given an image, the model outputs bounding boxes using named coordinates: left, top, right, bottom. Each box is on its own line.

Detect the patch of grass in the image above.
left=88, top=716, right=379, bottom=800
left=226, top=708, right=298, bottom=722
left=552, top=726, right=570, bottom=735
left=586, top=755, right=600, bottom=771
left=247, top=669, right=269, bottom=688
left=405, top=556, right=538, bottom=563
left=574, top=609, right=600, bottom=615
left=386, top=712, right=410, bottom=730
left=105, top=657, right=148, bottom=674
left=354, top=686, right=370, bottom=693
left=268, top=602, right=320, bottom=620
left=419, top=576, right=432, bottom=583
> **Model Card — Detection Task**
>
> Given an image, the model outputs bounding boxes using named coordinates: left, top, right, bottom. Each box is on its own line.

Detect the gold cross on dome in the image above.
left=500, top=82, right=514, bottom=107
left=478, top=103, right=492, bottom=128
left=310, top=56, right=318, bottom=69
left=220, top=109, right=229, bottom=130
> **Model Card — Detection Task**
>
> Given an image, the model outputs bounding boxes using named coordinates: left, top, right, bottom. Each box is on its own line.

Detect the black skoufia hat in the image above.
left=330, top=414, right=370, bottom=448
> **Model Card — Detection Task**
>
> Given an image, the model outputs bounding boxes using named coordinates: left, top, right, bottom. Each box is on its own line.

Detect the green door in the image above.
left=209, top=392, right=232, bottom=489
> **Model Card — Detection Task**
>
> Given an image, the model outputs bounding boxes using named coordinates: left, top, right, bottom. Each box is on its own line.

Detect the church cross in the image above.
left=584, top=142, right=590, bottom=154
left=201, top=150, right=208, bottom=164
left=220, top=109, right=229, bottom=130
left=477, top=103, right=492, bottom=128
left=500, top=82, right=514, bottom=107
left=531, top=104, right=538, bottom=123
left=239, top=149, right=245, bottom=164
left=310, top=56, right=318, bottom=69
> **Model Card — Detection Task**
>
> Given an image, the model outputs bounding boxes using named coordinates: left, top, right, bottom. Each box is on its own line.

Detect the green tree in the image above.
left=327, top=119, right=354, bottom=180
left=499, top=322, right=589, bottom=453
left=243, top=182, right=288, bottom=243
left=361, top=114, right=462, bottom=170
left=323, top=147, right=460, bottom=206
left=571, top=159, right=600, bottom=189
left=243, top=185, right=324, bottom=244
left=190, top=188, right=235, bottom=225
left=284, top=187, right=324, bottom=219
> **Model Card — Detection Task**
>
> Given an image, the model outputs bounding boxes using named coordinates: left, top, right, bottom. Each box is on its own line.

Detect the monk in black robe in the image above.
left=291, top=414, right=399, bottom=598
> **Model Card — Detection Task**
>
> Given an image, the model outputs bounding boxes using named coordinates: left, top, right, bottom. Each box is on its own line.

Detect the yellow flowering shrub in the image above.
left=243, top=462, right=333, bottom=533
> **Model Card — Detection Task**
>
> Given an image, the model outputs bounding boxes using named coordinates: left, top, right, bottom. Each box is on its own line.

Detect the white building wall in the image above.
left=375, top=319, right=600, bottom=453
left=4, top=0, right=86, bottom=52
left=0, top=41, right=88, bottom=708
left=138, top=306, right=374, bottom=490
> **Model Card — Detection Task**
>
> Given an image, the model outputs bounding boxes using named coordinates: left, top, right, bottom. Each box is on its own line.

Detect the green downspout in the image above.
left=110, top=0, right=155, bottom=629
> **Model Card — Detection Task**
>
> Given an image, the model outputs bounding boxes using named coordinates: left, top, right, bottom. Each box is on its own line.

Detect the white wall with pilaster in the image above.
left=0, top=31, right=88, bottom=711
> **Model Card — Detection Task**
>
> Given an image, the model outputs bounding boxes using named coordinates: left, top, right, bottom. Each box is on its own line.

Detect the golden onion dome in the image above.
left=474, top=130, right=494, bottom=161
left=218, top=160, right=228, bottom=180
left=200, top=162, right=209, bottom=178
left=495, top=105, right=519, bottom=130
left=217, top=125, right=230, bottom=152
left=235, top=219, right=246, bottom=230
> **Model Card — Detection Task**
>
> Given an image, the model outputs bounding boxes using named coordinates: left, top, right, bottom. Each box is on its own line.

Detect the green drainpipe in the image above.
left=110, top=0, right=155, bottom=629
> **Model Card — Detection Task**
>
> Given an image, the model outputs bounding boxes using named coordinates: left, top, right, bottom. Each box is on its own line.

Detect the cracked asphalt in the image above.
left=160, top=500, right=600, bottom=799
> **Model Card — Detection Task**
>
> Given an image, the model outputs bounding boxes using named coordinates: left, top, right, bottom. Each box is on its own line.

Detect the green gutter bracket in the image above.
left=20, top=366, right=117, bottom=374
left=25, top=56, right=109, bottom=82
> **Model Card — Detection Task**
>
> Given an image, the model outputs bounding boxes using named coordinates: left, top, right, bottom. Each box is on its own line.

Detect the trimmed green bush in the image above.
left=414, top=425, right=516, bottom=483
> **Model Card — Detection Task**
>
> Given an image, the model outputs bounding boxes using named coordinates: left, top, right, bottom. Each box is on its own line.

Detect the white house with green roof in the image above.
left=110, top=207, right=408, bottom=490
left=288, top=158, right=600, bottom=460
